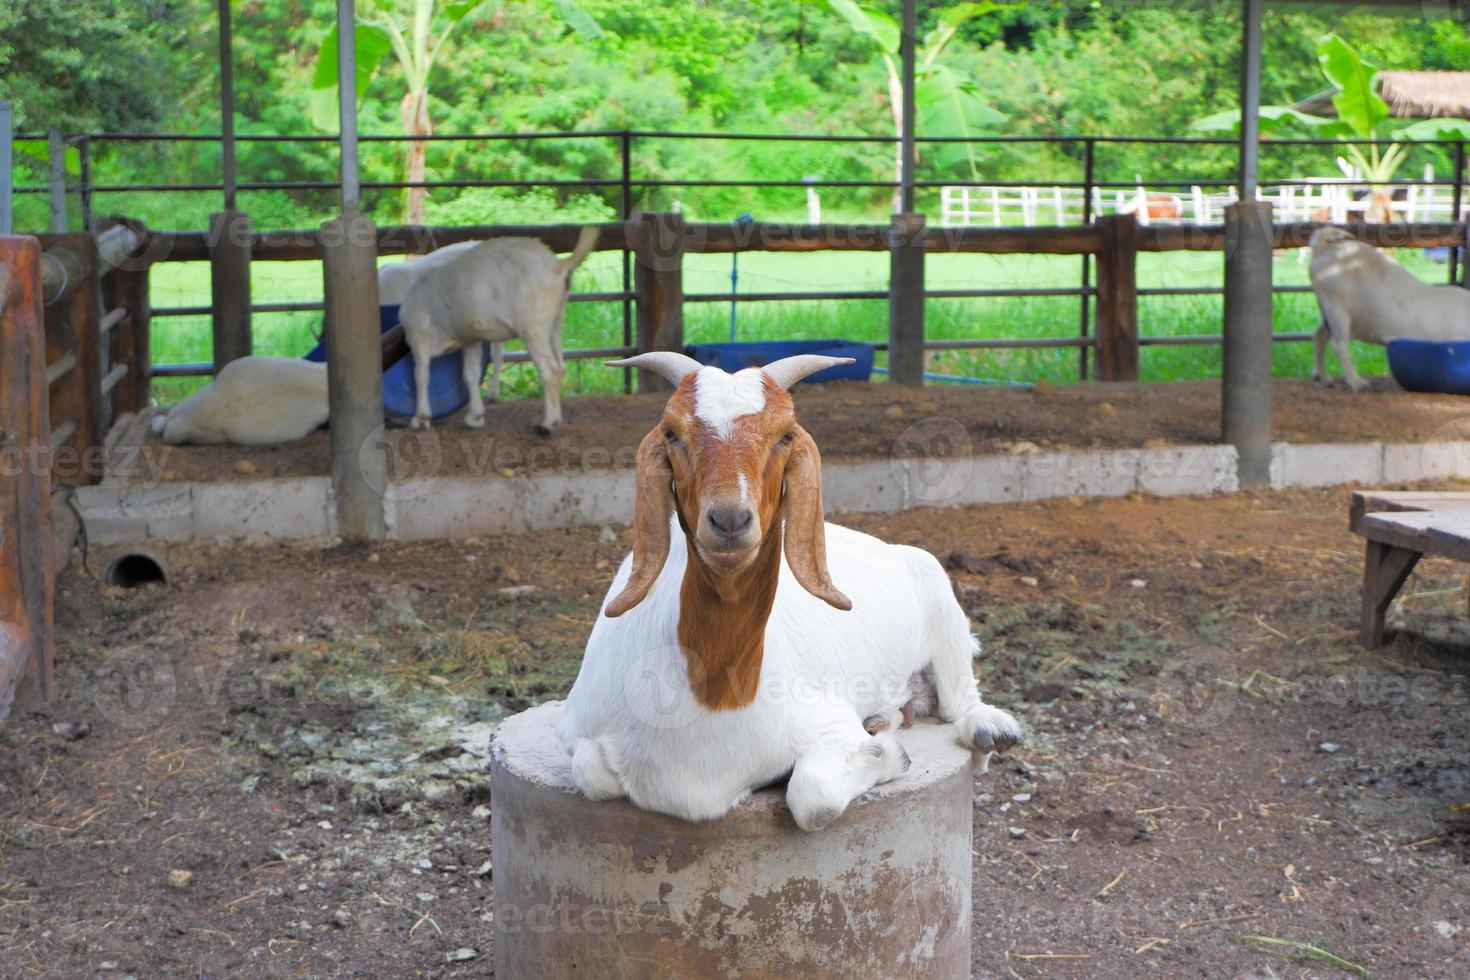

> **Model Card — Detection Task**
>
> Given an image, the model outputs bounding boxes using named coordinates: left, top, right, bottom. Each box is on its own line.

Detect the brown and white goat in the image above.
left=556, top=352, right=1023, bottom=830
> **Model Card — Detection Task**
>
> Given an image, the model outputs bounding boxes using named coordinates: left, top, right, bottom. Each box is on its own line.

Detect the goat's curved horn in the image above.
left=761, top=354, right=857, bottom=391
left=605, top=352, right=704, bottom=387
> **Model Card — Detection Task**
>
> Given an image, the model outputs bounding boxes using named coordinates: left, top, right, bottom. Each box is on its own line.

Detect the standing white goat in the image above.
left=378, top=241, right=507, bottom=403
left=556, top=352, right=1023, bottom=831
left=399, top=228, right=598, bottom=433
left=1310, top=226, right=1470, bottom=391
left=149, top=356, right=327, bottom=445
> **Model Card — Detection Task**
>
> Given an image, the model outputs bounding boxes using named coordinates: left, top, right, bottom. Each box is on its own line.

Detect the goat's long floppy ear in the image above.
left=782, top=425, right=851, bottom=611
left=604, top=427, right=675, bottom=617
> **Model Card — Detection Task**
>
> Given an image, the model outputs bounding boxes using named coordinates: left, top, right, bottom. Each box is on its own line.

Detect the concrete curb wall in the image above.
left=75, top=441, right=1470, bottom=545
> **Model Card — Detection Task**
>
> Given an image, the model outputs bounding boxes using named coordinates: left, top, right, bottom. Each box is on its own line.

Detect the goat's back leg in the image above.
left=786, top=724, right=911, bottom=832
left=521, top=322, right=565, bottom=435
left=460, top=342, right=486, bottom=428
left=1312, top=318, right=1331, bottom=385
left=918, top=566, right=1024, bottom=758
left=487, top=341, right=504, bottom=402
left=1319, top=297, right=1369, bottom=391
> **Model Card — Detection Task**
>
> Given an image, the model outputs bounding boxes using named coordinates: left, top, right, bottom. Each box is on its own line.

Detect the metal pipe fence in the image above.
left=7, top=130, right=1467, bottom=381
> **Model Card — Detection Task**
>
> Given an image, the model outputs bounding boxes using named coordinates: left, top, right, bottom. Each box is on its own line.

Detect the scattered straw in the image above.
left=1240, top=936, right=1369, bottom=977
left=1097, top=869, right=1126, bottom=898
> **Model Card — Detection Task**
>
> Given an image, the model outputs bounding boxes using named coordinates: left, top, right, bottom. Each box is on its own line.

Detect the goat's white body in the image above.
left=1309, top=227, right=1470, bottom=390
left=152, top=356, right=328, bottom=446
left=379, top=241, right=506, bottom=402
left=376, top=240, right=479, bottom=304
left=399, top=231, right=594, bottom=432
left=557, top=520, right=1019, bottom=827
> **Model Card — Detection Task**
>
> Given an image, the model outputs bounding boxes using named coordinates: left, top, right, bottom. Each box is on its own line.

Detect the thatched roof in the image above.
left=1294, top=71, right=1470, bottom=119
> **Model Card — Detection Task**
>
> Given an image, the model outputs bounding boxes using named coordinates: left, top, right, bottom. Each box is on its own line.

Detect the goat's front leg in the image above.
left=461, top=342, right=486, bottom=429
left=786, top=723, right=911, bottom=832
left=410, top=348, right=433, bottom=431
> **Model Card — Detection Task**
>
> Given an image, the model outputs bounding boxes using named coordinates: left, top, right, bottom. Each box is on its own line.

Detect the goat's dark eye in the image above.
left=778, top=431, right=795, bottom=446
left=664, top=428, right=679, bottom=443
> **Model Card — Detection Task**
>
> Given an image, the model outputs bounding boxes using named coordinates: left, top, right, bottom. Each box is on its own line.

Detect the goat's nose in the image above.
left=707, top=507, right=753, bottom=537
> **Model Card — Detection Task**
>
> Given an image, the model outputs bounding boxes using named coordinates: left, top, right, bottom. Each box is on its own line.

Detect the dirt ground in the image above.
left=3, top=484, right=1470, bottom=977
left=133, top=377, right=1470, bottom=484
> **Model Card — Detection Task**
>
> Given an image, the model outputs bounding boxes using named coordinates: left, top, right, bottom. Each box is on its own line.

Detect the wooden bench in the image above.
left=1349, top=490, right=1470, bottom=647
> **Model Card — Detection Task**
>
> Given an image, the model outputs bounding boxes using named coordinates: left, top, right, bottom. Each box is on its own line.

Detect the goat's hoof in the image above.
left=409, top=416, right=431, bottom=431
left=959, top=705, right=1024, bottom=755
left=463, top=414, right=486, bottom=430
left=862, top=712, right=893, bottom=735
left=800, top=806, right=840, bottom=832
left=534, top=423, right=556, bottom=437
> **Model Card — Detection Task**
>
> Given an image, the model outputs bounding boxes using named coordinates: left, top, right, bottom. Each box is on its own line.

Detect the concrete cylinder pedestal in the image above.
left=490, top=701, right=974, bottom=978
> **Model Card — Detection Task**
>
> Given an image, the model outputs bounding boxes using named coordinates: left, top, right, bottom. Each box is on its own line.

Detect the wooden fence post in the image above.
left=888, top=212, right=927, bottom=386
left=322, top=205, right=386, bottom=541
left=1095, top=214, right=1139, bottom=382
left=633, top=212, right=685, bottom=393
left=108, top=265, right=151, bottom=416
left=209, top=209, right=252, bottom=371
left=0, top=235, right=57, bottom=713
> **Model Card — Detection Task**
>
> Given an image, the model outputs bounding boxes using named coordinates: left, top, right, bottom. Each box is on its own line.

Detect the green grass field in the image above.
left=147, top=245, right=1455, bottom=404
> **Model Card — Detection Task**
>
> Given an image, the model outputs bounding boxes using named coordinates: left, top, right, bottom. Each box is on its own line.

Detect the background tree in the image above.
left=312, top=0, right=602, bottom=224
left=824, top=0, right=1008, bottom=211
left=1194, top=33, right=1470, bottom=221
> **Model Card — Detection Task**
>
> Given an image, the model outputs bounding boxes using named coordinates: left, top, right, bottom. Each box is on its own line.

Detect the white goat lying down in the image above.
left=1309, top=226, right=1470, bottom=391
left=149, top=356, right=327, bottom=445
left=556, top=352, right=1023, bottom=831
left=399, top=227, right=598, bottom=433
left=377, top=241, right=507, bottom=403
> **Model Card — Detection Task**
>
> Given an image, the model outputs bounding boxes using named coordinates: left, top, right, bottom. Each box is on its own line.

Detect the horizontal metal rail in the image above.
left=100, top=362, right=129, bottom=395
left=49, top=421, right=76, bottom=451
left=45, top=353, right=76, bottom=385
left=1139, top=331, right=1315, bottom=347
left=99, top=307, right=129, bottom=334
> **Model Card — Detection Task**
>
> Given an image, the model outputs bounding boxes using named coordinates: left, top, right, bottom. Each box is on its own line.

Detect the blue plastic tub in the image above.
left=685, top=340, right=874, bottom=383
left=303, top=304, right=489, bottom=421
left=1387, top=339, right=1470, bottom=396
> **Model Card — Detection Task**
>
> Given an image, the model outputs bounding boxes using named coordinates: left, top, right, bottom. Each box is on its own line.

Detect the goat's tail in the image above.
left=558, top=225, right=600, bottom=277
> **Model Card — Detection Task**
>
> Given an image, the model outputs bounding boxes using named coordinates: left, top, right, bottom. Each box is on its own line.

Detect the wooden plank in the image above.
left=0, top=235, right=57, bottom=710
left=1349, top=490, right=1470, bottom=534
left=208, top=209, right=252, bottom=370
left=632, top=213, right=685, bottom=393
left=111, top=266, right=152, bottom=414
left=1096, top=214, right=1139, bottom=382
left=1360, top=540, right=1421, bottom=648
left=1359, top=511, right=1470, bottom=565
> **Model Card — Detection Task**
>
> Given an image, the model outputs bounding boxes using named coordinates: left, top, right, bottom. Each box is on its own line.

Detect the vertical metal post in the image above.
left=621, top=130, right=633, bottom=393
left=1238, top=0, right=1262, bottom=200
left=324, top=0, right=385, bottom=541
left=1451, top=141, right=1464, bottom=286
left=1222, top=0, right=1272, bottom=487
left=218, top=0, right=237, bottom=211
left=899, top=0, right=917, bottom=213
left=47, top=129, right=67, bottom=233
left=337, top=0, right=360, bottom=208
left=1079, top=137, right=1095, bottom=380
left=78, top=137, right=93, bottom=230
left=887, top=212, right=926, bottom=386
left=0, top=102, right=12, bottom=235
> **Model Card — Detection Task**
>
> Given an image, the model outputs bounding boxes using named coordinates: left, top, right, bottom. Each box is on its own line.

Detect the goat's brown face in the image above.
left=660, top=373, right=795, bottom=574
left=601, top=355, right=856, bottom=618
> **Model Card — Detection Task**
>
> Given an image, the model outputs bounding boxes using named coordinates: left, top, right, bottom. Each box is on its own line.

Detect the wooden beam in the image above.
left=0, top=235, right=57, bottom=711
left=632, top=212, right=685, bottom=394
left=1095, top=214, right=1139, bottom=382
left=1360, top=540, right=1420, bottom=648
